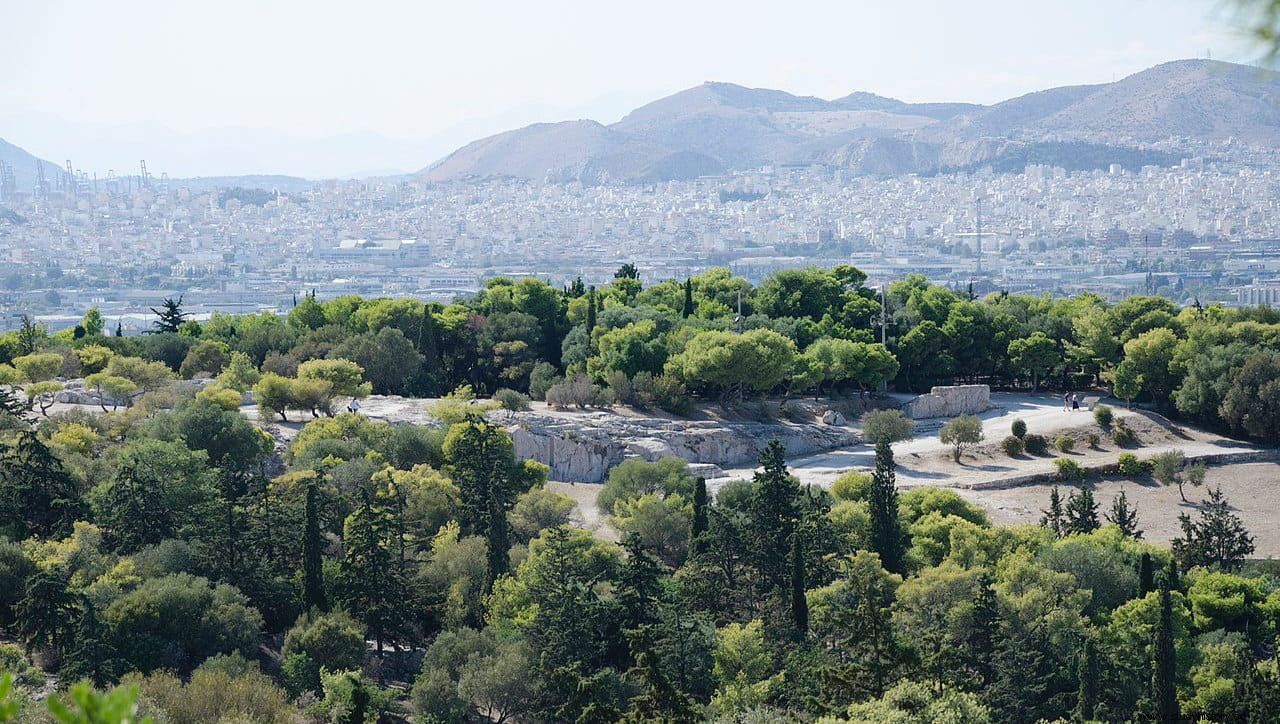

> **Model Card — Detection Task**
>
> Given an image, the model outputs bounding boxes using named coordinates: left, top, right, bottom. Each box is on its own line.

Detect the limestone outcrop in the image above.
left=493, top=410, right=858, bottom=483
left=904, top=384, right=990, bottom=419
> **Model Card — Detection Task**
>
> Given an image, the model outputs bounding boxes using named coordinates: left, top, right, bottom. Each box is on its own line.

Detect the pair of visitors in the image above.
left=1064, top=391, right=1081, bottom=411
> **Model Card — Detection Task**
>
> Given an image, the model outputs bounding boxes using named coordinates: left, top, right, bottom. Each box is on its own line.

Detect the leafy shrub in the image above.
left=939, top=414, right=984, bottom=462
left=1086, top=432, right=1100, bottom=448
left=1117, top=452, right=1144, bottom=476
left=1023, top=433, right=1049, bottom=456
left=510, top=487, right=576, bottom=542
left=598, top=457, right=696, bottom=515
left=428, top=384, right=498, bottom=424
left=1011, top=419, right=1027, bottom=439
left=1093, top=404, right=1114, bottom=429
left=1054, top=457, right=1085, bottom=481
left=1110, top=421, right=1137, bottom=447
left=1001, top=435, right=1024, bottom=457
left=527, top=362, right=559, bottom=401
left=632, top=371, right=692, bottom=415
left=128, top=664, right=296, bottom=724
left=545, top=373, right=610, bottom=409
left=282, top=610, right=366, bottom=675
left=831, top=470, right=873, bottom=502
left=280, top=652, right=321, bottom=696
left=862, top=409, right=916, bottom=445
left=493, top=388, right=531, bottom=412
left=1054, top=435, right=1075, bottom=453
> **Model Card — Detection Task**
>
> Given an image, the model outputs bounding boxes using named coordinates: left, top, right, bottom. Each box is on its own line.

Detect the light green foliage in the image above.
left=860, top=409, right=915, bottom=445
left=297, top=358, right=372, bottom=399
left=666, top=328, right=797, bottom=396
left=1054, top=457, right=1084, bottom=481
left=842, top=679, right=991, bottom=723
left=12, top=352, right=63, bottom=383
left=428, top=384, right=498, bottom=425
left=898, top=487, right=989, bottom=527
left=938, top=414, right=983, bottom=462
left=194, top=384, right=242, bottom=411
left=317, top=669, right=396, bottom=724
left=709, top=619, right=782, bottom=716
left=609, top=492, right=692, bottom=566
left=831, top=470, right=873, bottom=502
left=1007, top=332, right=1059, bottom=390
left=1122, top=327, right=1180, bottom=401
left=597, top=456, right=696, bottom=515
left=125, top=664, right=293, bottom=724
left=1092, top=404, right=1114, bottom=428
left=1053, top=435, right=1074, bottom=453
left=509, top=487, right=576, bottom=542
left=283, top=610, right=365, bottom=679
left=45, top=682, right=152, bottom=724
left=492, top=387, right=531, bottom=411
left=215, top=351, right=260, bottom=392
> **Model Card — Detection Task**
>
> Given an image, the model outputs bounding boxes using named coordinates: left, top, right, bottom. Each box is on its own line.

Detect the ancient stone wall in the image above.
left=904, top=384, right=990, bottom=419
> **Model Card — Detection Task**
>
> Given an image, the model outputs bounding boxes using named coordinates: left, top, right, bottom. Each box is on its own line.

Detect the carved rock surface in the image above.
left=904, top=384, right=991, bottom=419
left=494, top=410, right=859, bottom=482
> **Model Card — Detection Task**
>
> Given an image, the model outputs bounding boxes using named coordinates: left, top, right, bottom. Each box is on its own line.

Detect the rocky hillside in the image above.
left=420, top=59, right=1280, bottom=183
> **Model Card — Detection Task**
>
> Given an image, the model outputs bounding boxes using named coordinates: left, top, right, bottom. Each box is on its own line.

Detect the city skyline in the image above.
left=1, top=0, right=1263, bottom=177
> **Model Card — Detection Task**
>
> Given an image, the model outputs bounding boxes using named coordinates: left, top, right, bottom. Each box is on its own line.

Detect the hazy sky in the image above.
left=0, top=0, right=1263, bottom=176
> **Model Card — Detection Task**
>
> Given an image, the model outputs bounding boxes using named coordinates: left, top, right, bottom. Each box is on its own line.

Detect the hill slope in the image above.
left=421, top=59, right=1279, bottom=184
left=0, top=138, right=65, bottom=197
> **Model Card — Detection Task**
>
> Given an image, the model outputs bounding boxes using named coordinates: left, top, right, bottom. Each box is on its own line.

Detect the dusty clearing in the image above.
left=958, top=462, right=1280, bottom=556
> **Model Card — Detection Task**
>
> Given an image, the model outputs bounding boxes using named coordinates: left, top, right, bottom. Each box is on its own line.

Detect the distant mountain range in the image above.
left=1, top=138, right=70, bottom=194
left=420, top=59, right=1280, bottom=184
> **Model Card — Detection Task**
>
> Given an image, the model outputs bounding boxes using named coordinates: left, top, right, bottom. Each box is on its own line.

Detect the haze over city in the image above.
left=0, top=0, right=1265, bottom=177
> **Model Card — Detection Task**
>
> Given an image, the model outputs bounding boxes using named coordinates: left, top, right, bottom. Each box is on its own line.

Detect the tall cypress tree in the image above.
left=1152, top=585, right=1179, bottom=722
left=690, top=477, right=708, bottom=557
left=1075, top=638, right=1100, bottom=722
left=682, top=278, right=694, bottom=318
left=867, top=440, right=904, bottom=575
left=967, top=572, right=999, bottom=690
left=302, top=475, right=327, bottom=612
left=586, top=286, right=597, bottom=337
left=790, top=533, right=808, bottom=638
left=1138, top=552, right=1155, bottom=596
left=339, top=499, right=405, bottom=652
left=1106, top=489, right=1143, bottom=539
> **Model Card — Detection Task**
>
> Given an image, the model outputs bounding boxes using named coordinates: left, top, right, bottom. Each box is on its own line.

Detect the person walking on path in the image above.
left=347, top=397, right=361, bottom=415
left=1071, top=393, right=1080, bottom=411
left=1063, top=391, right=1071, bottom=411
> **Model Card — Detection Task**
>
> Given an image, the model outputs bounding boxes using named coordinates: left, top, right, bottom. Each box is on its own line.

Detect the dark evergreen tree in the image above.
left=1064, top=485, right=1100, bottom=535
left=966, top=572, right=999, bottom=690
left=0, top=387, right=30, bottom=422
left=619, top=533, right=664, bottom=636
left=867, top=441, right=904, bottom=575
left=338, top=499, right=407, bottom=651
left=149, top=295, right=189, bottom=334
left=586, top=286, right=598, bottom=337
left=1138, top=552, right=1155, bottom=596
left=114, top=320, right=123, bottom=337
left=615, top=263, right=640, bottom=280
left=302, top=475, right=327, bottom=612
left=1075, top=638, right=1100, bottom=723
left=0, top=430, right=83, bottom=539
left=690, top=477, right=708, bottom=557
left=16, top=315, right=40, bottom=355
left=1041, top=486, right=1065, bottom=537
left=1171, top=485, right=1255, bottom=571
left=682, top=278, right=694, bottom=318
left=59, top=602, right=123, bottom=688
left=1106, top=489, right=1142, bottom=539
left=626, top=647, right=698, bottom=723
left=444, top=420, right=522, bottom=591
left=567, top=276, right=586, bottom=298
left=748, top=439, right=799, bottom=594
left=15, top=567, right=80, bottom=654
left=1165, top=555, right=1180, bottom=592
left=790, top=533, right=808, bottom=639
left=1151, top=585, right=1179, bottom=722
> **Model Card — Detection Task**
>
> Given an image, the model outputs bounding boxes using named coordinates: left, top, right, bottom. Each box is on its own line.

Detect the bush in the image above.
left=598, top=457, right=696, bottom=515
left=1001, top=435, right=1024, bottom=457
left=128, top=665, right=296, bottom=724
left=509, top=487, right=576, bottom=542
left=862, top=409, right=916, bottom=445
left=282, top=610, right=366, bottom=675
left=545, top=373, right=610, bottom=409
left=633, top=371, right=692, bottom=415
left=939, top=414, right=984, bottom=462
left=1022, top=433, right=1049, bottom=456
left=493, top=388, right=531, bottom=412
left=606, top=370, right=637, bottom=407
left=1086, top=432, right=1101, bottom=448
left=1011, top=419, right=1027, bottom=439
left=280, top=652, right=321, bottom=696
left=428, top=384, right=498, bottom=424
left=1054, top=435, right=1075, bottom=453
left=831, top=470, right=873, bottom=502
left=1110, top=421, right=1137, bottom=447
left=1117, top=452, right=1144, bottom=476
left=1054, top=457, right=1085, bottom=481
left=1093, top=404, right=1114, bottom=429
left=527, top=362, right=559, bottom=401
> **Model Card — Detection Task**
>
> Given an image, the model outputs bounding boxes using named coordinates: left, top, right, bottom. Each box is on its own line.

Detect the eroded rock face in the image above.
left=905, top=384, right=991, bottom=419
left=495, top=410, right=858, bottom=482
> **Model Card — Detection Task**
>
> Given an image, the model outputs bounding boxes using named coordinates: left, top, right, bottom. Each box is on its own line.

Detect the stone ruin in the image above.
left=903, top=384, right=990, bottom=419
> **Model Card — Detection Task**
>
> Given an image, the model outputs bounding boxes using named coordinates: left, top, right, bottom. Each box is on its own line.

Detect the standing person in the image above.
left=1063, top=391, right=1071, bottom=411
left=1071, top=393, right=1080, bottom=411
left=347, top=397, right=361, bottom=415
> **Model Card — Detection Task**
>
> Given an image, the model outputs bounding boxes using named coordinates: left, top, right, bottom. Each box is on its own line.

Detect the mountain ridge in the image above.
left=420, top=59, right=1280, bottom=184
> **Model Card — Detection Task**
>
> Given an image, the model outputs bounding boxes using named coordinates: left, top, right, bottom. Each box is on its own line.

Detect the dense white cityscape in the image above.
left=4, top=147, right=1280, bottom=332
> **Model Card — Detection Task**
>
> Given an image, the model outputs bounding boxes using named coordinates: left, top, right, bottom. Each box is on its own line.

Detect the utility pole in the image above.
left=975, top=195, right=983, bottom=276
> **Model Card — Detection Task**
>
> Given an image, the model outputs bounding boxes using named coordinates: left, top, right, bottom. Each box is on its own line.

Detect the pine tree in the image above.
left=16, top=567, right=80, bottom=654
left=690, top=477, right=708, bottom=557
left=0, top=430, right=83, bottom=539
left=790, top=533, right=808, bottom=639
left=1064, top=485, right=1099, bottom=535
left=1151, top=585, right=1179, bottom=722
left=302, top=475, right=327, bottom=612
left=1138, top=552, right=1155, bottom=596
left=444, top=420, right=521, bottom=591
left=114, top=320, right=123, bottom=337
left=868, top=441, right=904, bottom=574
left=1075, top=638, right=1100, bottom=722
left=1106, top=489, right=1142, bottom=539
left=1171, top=485, right=1255, bottom=571
left=59, top=602, right=122, bottom=688
left=149, top=295, right=189, bottom=334
left=1041, top=486, right=1065, bottom=537
left=748, top=439, right=799, bottom=593
left=0, top=387, right=30, bottom=422
left=682, top=278, right=694, bottom=318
